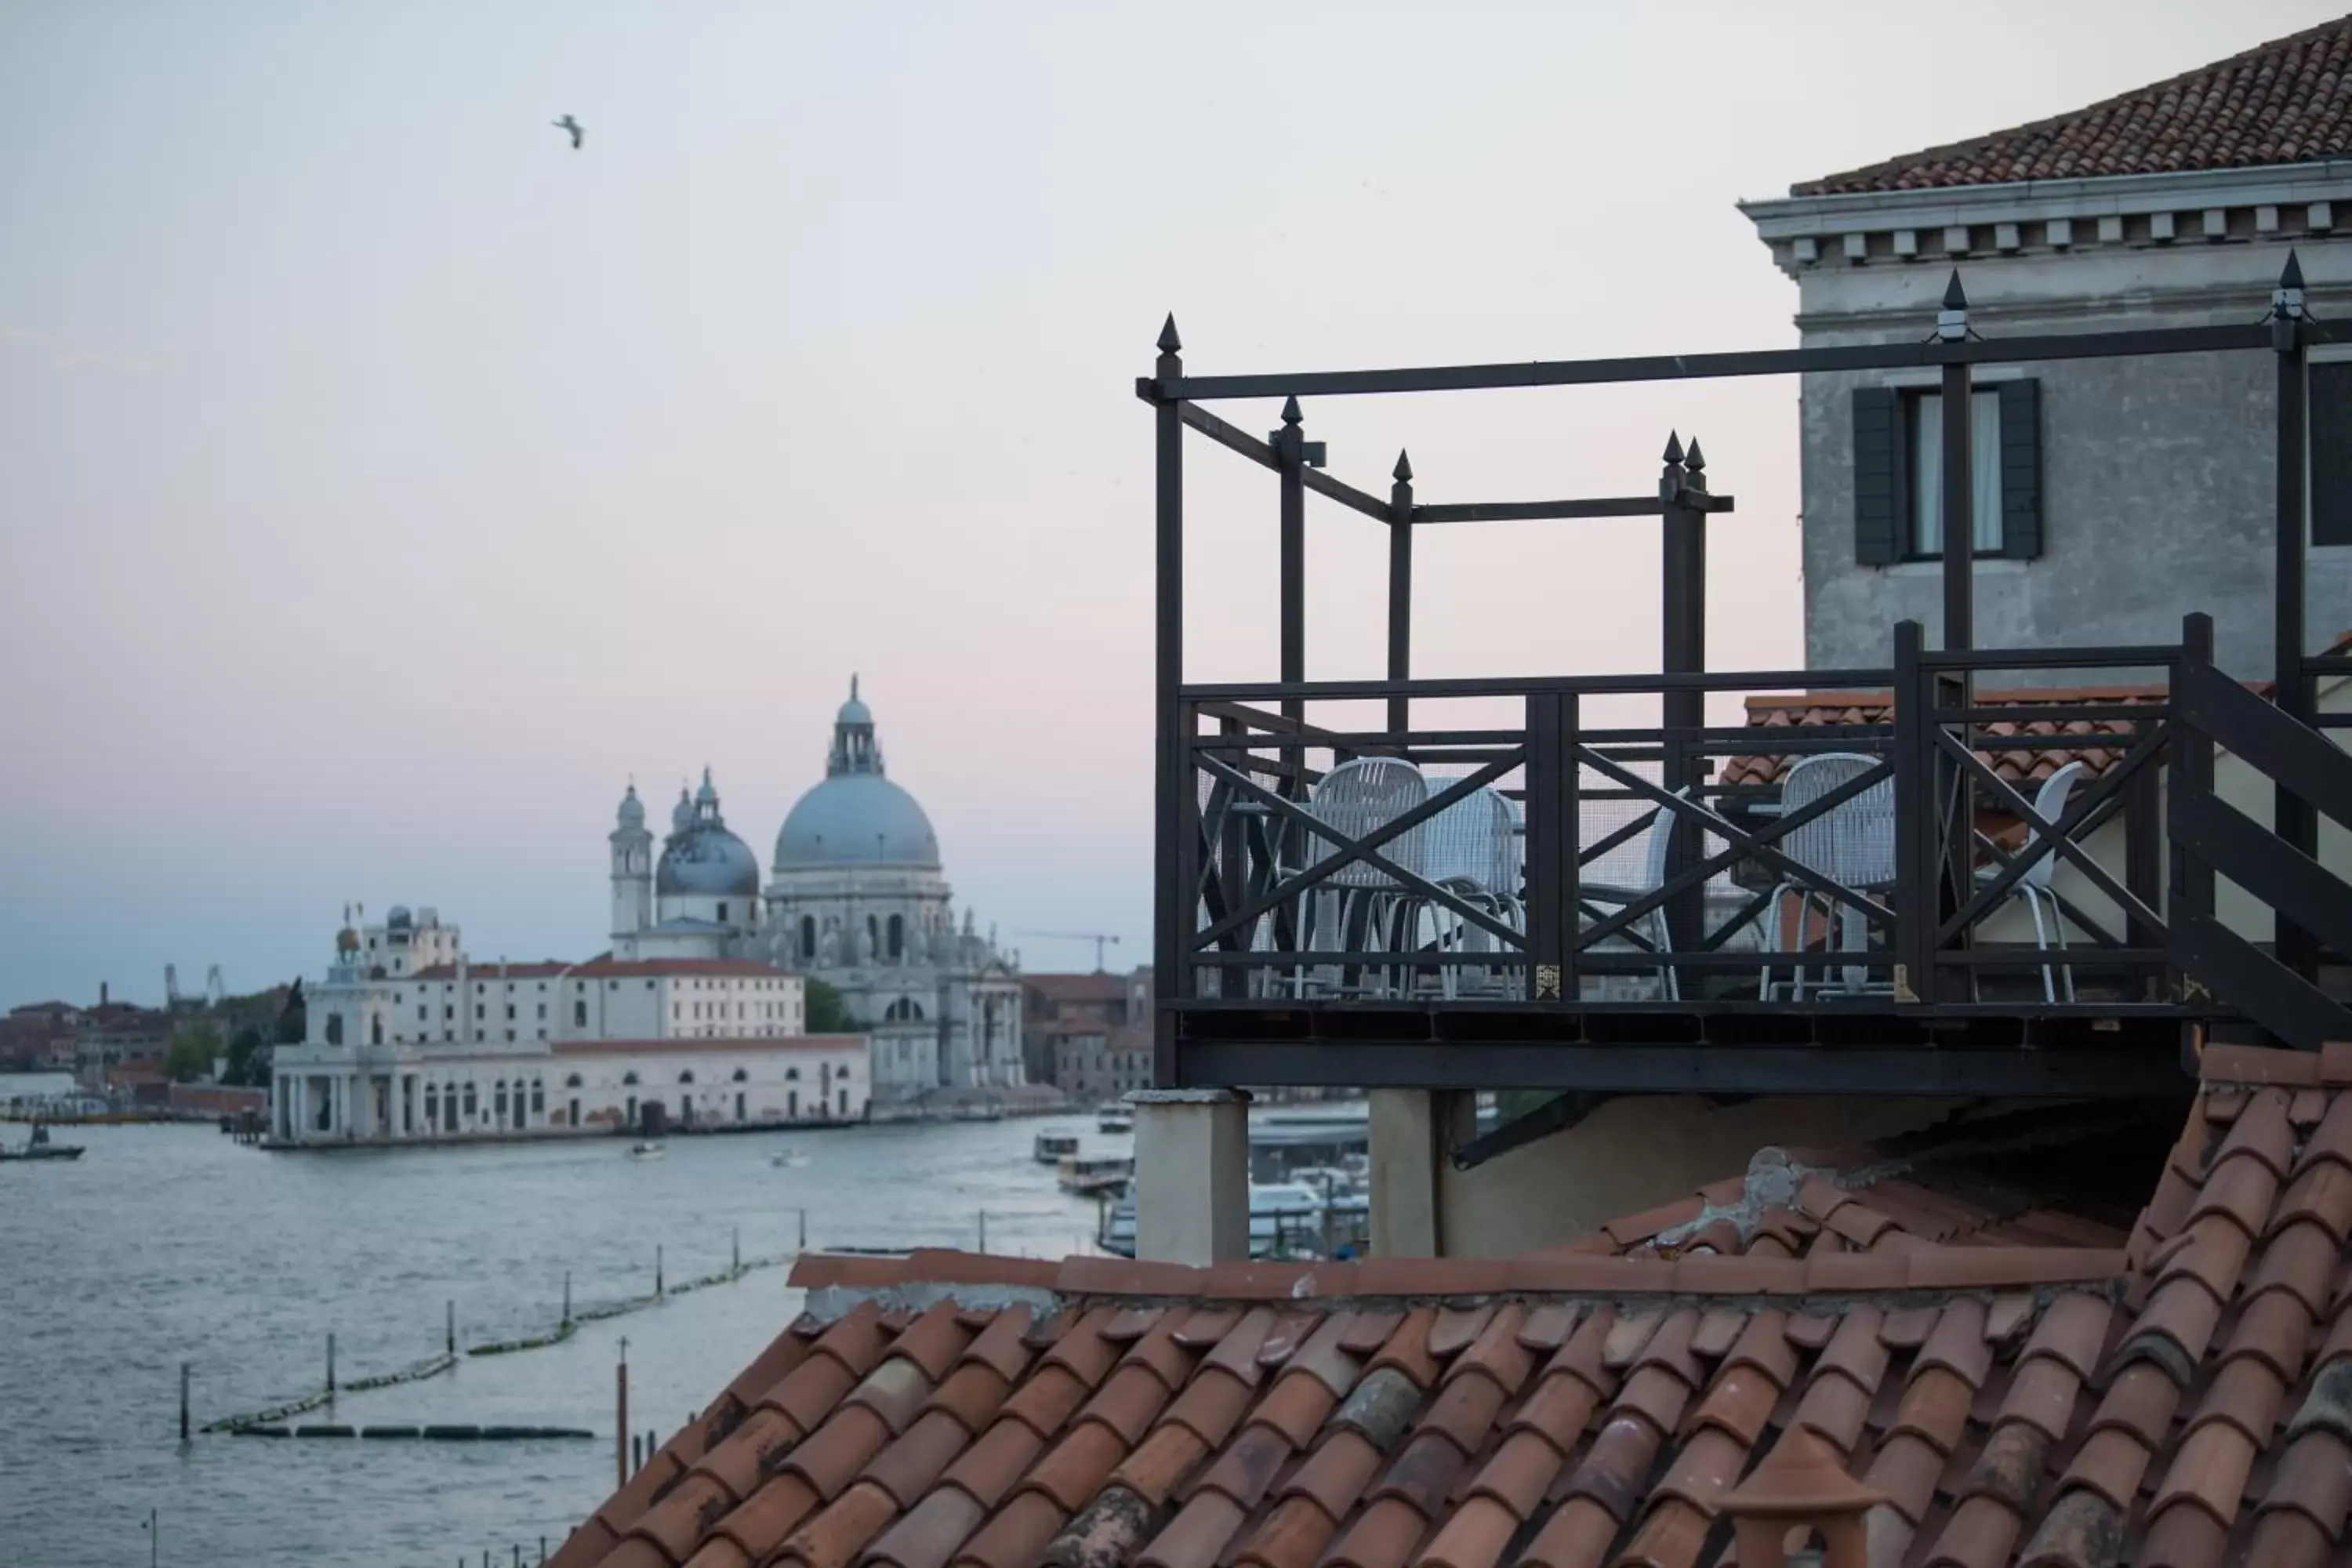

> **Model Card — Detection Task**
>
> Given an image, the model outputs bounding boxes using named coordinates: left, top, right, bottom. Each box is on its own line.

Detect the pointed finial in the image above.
left=1393, top=449, right=1413, bottom=483
left=851, top=672, right=859, bottom=701
left=1157, top=314, right=1181, bottom=354
left=1684, top=437, right=1707, bottom=474
left=2282, top=249, right=2306, bottom=291
left=1662, top=431, right=1684, bottom=466
left=1280, top=394, right=1302, bottom=426
left=1935, top=272, right=1971, bottom=341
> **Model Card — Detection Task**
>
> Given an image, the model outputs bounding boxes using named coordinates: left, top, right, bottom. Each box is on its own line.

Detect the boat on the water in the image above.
left=0, top=1125, right=85, bottom=1163
left=626, top=1141, right=666, bottom=1161
left=1058, top=1152, right=1134, bottom=1197
left=771, top=1148, right=811, bottom=1169
left=1096, top=1179, right=1369, bottom=1260
left=1033, top=1131, right=1082, bottom=1165
left=1094, top=1103, right=1134, bottom=1134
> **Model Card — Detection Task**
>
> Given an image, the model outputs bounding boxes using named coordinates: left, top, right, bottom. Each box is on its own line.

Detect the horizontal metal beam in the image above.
left=1413, top=497, right=1678, bottom=524
left=1182, top=667, right=1886, bottom=702
left=1171, top=401, right=1392, bottom=521
left=1174, top=1039, right=2192, bottom=1097
left=1154, top=321, right=2278, bottom=401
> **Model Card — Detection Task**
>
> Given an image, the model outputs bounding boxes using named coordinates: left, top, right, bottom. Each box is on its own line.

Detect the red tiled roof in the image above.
left=1024, top=975, right=1132, bottom=1004
left=1793, top=16, right=2352, bottom=194
left=1720, top=684, right=2184, bottom=792
left=550, top=1036, right=858, bottom=1057
left=408, top=962, right=574, bottom=982
left=550, top=1040, right=2352, bottom=1568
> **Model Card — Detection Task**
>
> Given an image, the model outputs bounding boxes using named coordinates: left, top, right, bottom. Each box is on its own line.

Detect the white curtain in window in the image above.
left=1911, top=390, right=2002, bottom=555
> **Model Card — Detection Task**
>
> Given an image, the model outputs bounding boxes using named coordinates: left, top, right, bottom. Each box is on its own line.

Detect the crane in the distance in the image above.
left=1017, top=932, right=1123, bottom=973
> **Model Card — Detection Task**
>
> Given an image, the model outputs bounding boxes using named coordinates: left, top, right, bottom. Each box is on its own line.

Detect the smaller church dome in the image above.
left=658, top=768, right=760, bottom=898
left=616, top=785, right=645, bottom=831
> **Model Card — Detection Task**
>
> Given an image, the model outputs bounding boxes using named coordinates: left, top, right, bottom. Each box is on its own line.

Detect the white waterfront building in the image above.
left=270, top=678, right=1026, bottom=1144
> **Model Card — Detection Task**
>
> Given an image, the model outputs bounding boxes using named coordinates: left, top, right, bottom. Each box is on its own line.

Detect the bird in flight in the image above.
left=553, top=114, right=583, bottom=150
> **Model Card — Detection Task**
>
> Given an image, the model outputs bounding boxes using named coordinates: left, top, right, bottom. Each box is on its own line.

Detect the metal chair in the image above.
left=1759, top=753, right=1896, bottom=1000
left=1293, top=757, right=1430, bottom=997
left=1974, top=760, right=2088, bottom=1004
left=1578, top=789, right=1690, bottom=1001
left=1418, top=780, right=1525, bottom=999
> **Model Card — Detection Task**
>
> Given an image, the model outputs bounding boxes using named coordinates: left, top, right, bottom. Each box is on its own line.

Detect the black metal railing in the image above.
left=1173, top=629, right=2202, bottom=1019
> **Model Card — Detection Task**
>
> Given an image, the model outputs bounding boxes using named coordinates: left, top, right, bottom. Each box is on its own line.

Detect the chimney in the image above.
left=100, top=981, right=108, bottom=1007
left=1720, top=1426, right=1886, bottom=1568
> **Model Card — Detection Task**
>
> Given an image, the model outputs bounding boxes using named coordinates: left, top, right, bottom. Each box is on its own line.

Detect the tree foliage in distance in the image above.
left=164, top=1025, right=223, bottom=1084
left=805, top=978, right=859, bottom=1034
left=222, top=1025, right=270, bottom=1087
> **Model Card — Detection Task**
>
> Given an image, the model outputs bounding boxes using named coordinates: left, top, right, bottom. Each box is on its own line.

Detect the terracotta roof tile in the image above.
left=1791, top=16, right=2352, bottom=194
left=579, top=1061, right=2352, bottom=1568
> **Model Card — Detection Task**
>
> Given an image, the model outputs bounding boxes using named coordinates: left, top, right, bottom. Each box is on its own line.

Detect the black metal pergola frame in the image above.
left=1138, top=256, right=2348, bottom=1098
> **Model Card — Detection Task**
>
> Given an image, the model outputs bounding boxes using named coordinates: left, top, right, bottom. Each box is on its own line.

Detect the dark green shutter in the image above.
left=1997, top=379, right=2042, bottom=559
left=2310, top=361, right=2352, bottom=547
left=1853, top=387, right=1900, bottom=565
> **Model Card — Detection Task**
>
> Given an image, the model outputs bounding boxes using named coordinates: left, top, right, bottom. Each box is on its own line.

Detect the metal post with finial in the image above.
left=1274, top=394, right=1309, bottom=750
left=1659, top=432, right=1707, bottom=961
left=1388, top=451, right=1414, bottom=736
left=2272, top=249, right=2318, bottom=981
left=1151, top=313, right=1185, bottom=1083
left=1936, top=270, right=1975, bottom=652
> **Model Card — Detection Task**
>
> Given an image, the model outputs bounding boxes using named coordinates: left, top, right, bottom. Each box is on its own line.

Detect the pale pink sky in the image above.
left=1, top=1, right=2333, bottom=1009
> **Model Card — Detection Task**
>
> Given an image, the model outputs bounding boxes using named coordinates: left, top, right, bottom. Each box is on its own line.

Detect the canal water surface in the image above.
left=0, top=1073, right=1112, bottom=1567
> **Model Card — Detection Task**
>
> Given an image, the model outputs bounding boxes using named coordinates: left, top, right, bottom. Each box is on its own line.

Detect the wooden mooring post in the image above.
left=615, top=1338, right=630, bottom=1490
left=179, top=1361, right=191, bottom=1441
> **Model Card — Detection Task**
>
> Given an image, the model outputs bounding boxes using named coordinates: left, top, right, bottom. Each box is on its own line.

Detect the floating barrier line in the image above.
left=196, top=1253, right=798, bottom=1435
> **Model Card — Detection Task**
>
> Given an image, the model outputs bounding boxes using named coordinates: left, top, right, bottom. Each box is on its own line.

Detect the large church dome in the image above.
left=773, top=679, right=942, bottom=871
left=656, top=769, right=762, bottom=896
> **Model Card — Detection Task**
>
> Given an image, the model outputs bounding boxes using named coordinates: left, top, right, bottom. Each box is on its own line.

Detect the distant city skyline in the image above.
left=2, top=1, right=2333, bottom=1009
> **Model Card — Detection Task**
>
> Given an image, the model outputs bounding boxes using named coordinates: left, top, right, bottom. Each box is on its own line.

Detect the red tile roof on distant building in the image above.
left=408, top=962, right=574, bottom=982
left=546, top=1040, right=2352, bottom=1568
left=1795, top=16, right=2352, bottom=194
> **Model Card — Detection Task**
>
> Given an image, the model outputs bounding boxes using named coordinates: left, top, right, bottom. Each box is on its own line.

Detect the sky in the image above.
left=1, top=0, right=2339, bottom=1010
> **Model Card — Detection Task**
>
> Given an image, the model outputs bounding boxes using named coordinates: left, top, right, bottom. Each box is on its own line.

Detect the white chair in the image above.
left=1418, top=780, right=1525, bottom=999
left=1580, top=789, right=1690, bottom=1001
left=1975, top=760, right=2088, bottom=1004
left=1293, top=757, right=1429, bottom=997
left=1760, top=753, right=1896, bottom=1000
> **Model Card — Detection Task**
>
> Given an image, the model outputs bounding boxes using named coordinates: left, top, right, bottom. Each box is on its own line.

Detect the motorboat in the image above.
left=771, top=1148, right=811, bottom=1169
left=1058, top=1152, right=1134, bottom=1197
left=626, top=1141, right=666, bottom=1161
left=1033, top=1131, right=1082, bottom=1165
left=0, top=1125, right=83, bottom=1162
left=1095, top=1103, right=1134, bottom=1134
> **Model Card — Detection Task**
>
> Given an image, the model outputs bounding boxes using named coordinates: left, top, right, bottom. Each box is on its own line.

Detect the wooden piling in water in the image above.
left=446, top=1300, right=455, bottom=1355
left=615, top=1339, right=630, bottom=1489
left=180, top=1361, right=191, bottom=1441
left=326, top=1333, right=336, bottom=1396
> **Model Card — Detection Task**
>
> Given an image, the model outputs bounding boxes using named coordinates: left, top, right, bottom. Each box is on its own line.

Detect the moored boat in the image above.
left=1094, top=1103, right=1134, bottom=1134
left=1057, top=1152, right=1134, bottom=1197
left=0, top=1125, right=85, bottom=1162
left=1033, top=1131, right=1082, bottom=1165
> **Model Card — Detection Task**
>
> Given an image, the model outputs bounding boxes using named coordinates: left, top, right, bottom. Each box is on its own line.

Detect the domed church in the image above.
left=607, top=680, right=1024, bottom=1101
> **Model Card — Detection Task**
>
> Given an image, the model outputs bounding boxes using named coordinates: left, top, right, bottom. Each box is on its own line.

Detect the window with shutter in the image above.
left=2310, top=361, right=2352, bottom=546
left=1852, top=387, right=1901, bottom=565
left=1996, top=379, right=2042, bottom=560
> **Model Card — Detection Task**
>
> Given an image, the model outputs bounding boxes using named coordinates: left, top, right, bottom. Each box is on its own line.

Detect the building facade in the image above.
left=1021, top=968, right=1151, bottom=1087
left=1740, top=24, right=2352, bottom=683
left=269, top=913, right=863, bottom=1145
left=599, top=681, right=1025, bottom=1102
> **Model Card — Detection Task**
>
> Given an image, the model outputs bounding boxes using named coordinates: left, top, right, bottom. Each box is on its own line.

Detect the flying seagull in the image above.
left=553, top=114, right=583, bottom=150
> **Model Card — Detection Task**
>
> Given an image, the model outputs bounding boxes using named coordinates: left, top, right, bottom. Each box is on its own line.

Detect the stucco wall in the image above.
left=1784, top=241, right=2352, bottom=684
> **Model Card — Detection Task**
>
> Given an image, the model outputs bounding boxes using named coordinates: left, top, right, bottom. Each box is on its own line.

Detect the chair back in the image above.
left=1423, top=780, right=1523, bottom=895
left=1308, top=757, right=1429, bottom=889
left=1640, top=788, right=1694, bottom=893
left=1777, top=753, right=1895, bottom=888
left=2020, top=760, right=2089, bottom=892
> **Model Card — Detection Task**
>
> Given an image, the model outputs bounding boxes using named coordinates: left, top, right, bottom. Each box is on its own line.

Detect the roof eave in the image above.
left=1742, top=158, right=2352, bottom=241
